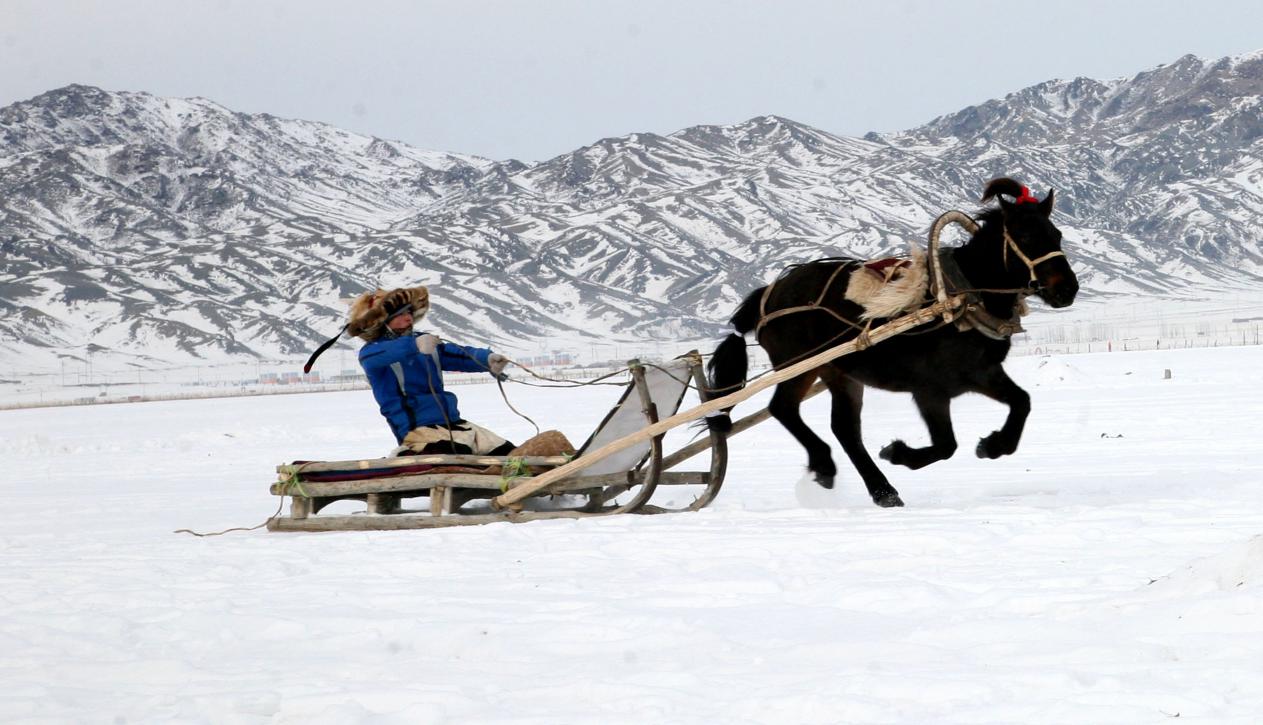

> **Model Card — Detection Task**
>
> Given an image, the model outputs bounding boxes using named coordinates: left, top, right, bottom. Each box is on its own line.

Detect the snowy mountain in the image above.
left=2, top=50, right=1262, bottom=372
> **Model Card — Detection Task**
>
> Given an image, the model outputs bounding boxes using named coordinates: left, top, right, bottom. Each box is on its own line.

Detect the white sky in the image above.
left=4, top=0, right=1263, bottom=161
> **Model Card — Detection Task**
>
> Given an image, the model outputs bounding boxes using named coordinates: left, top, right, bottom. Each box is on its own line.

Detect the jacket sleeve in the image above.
left=437, top=342, right=493, bottom=374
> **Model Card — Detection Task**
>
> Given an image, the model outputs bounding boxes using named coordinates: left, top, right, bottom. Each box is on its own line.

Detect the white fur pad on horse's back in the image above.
left=843, top=247, right=928, bottom=320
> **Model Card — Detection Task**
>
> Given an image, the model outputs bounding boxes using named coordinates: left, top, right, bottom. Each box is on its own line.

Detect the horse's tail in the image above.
left=705, top=287, right=763, bottom=434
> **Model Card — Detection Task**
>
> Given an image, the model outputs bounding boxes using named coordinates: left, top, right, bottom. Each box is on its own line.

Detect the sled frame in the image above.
left=267, top=353, right=729, bottom=531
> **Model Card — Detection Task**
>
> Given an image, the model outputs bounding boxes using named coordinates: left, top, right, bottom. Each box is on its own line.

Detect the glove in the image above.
left=414, top=334, right=440, bottom=357
left=487, top=353, right=510, bottom=377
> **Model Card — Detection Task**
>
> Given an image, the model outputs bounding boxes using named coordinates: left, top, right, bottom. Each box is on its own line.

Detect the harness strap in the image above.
left=756, top=262, right=864, bottom=336
left=937, top=251, right=1026, bottom=340
left=750, top=209, right=1045, bottom=348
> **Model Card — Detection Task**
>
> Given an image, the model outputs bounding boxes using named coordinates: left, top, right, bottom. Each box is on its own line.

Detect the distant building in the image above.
left=525, top=351, right=575, bottom=367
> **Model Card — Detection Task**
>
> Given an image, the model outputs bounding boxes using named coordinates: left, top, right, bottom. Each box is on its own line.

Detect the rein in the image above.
left=390, top=201, right=1064, bottom=426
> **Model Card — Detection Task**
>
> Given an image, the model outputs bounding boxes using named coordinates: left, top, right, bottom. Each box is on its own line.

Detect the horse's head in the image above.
left=981, top=178, right=1079, bottom=308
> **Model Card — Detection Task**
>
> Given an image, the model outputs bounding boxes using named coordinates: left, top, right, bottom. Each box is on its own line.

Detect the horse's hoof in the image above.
left=976, top=434, right=1010, bottom=459
left=878, top=441, right=902, bottom=463
left=874, top=492, right=905, bottom=508
left=813, top=473, right=835, bottom=489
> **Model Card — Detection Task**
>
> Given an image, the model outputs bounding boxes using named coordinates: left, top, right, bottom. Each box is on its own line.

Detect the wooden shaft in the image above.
left=659, top=380, right=827, bottom=470
left=492, top=299, right=957, bottom=509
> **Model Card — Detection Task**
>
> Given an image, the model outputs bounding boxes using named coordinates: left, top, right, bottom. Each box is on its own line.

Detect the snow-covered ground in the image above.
left=2, top=346, right=1262, bottom=723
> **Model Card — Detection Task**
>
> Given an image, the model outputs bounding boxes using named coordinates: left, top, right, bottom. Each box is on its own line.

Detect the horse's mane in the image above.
left=974, top=176, right=1034, bottom=229
left=774, top=256, right=857, bottom=281
left=973, top=206, right=1004, bottom=227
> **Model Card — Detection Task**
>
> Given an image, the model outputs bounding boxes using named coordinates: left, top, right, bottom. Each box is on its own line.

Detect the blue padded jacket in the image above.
left=358, top=332, right=494, bottom=443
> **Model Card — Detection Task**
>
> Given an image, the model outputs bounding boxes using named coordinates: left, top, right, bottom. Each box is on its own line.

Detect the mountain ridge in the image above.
left=2, top=50, right=1261, bottom=373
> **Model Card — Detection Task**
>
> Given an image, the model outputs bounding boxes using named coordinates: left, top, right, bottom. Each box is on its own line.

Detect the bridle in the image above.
left=1003, top=228, right=1065, bottom=288
left=1004, top=185, right=1065, bottom=288
left=925, top=186, right=1067, bottom=341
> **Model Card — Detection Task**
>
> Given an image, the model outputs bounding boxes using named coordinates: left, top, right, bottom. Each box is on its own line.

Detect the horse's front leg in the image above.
left=879, top=390, right=958, bottom=469
left=970, top=366, right=1031, bottom=459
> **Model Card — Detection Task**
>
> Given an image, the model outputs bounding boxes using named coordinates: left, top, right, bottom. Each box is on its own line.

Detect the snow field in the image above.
left=1, top=346, right=1262, bottom=722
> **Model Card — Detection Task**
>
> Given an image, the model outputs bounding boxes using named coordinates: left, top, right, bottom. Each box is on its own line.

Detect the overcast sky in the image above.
left=4, top=1, right=1262, bottom=161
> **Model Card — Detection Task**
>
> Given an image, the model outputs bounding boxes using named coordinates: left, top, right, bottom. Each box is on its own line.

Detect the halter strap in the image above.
left=1003, top=229, right=1065, bottom=285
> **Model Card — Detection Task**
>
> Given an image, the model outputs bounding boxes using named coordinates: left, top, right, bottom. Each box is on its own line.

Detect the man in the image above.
left=345, top=286, right=516, bottom=456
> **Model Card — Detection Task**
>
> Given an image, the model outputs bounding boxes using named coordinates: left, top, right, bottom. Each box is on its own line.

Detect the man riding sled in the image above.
left=339, top=285, right=575, bottom=466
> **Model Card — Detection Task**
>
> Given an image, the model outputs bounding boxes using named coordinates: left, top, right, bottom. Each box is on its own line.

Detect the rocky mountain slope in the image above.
left=2, top=50, right=1261, bottom=372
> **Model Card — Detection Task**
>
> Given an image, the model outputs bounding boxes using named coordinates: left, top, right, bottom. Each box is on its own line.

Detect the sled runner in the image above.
left=267, top=353, right=730, bottom=531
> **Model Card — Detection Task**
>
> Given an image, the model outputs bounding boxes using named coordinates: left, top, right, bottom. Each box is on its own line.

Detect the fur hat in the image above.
left=346, top=286, right=430, bottom=341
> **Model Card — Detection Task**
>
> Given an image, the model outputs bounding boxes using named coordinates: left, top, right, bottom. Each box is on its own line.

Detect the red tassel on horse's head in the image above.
left=1015, top=186, right=1040, bottom=205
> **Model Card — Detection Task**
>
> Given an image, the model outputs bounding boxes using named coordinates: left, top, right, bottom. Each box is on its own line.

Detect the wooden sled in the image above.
left=269, top=259, right=967, bottom=532
left=267, top=353, right=729, bottom=531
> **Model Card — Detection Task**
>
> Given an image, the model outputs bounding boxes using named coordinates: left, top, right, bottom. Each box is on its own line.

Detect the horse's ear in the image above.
left=1039, top=188, right=1055, bottom=218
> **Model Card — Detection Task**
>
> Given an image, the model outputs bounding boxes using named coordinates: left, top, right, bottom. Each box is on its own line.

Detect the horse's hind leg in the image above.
left=820, top=369, right=904, bottom=507
left=879, top=390, right=958, bottom=470
left=970, top=366, right=1031, bottom=459
left=768, top=371, right=837, bottom=489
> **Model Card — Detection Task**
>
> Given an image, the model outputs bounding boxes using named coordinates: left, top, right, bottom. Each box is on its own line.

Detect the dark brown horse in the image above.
left=707, top=178, right=1079, bottom=507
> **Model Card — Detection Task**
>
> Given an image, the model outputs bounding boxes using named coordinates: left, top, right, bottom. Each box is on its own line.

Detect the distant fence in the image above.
left=1011, top=331, right=1262, bottom=357
left=0, top=382, right=368, bottom=411
left=0, top=367, right=628, bottom=412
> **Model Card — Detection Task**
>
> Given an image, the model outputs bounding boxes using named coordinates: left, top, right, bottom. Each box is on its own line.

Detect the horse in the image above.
left=706, top=177, right=1079, bottom=507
